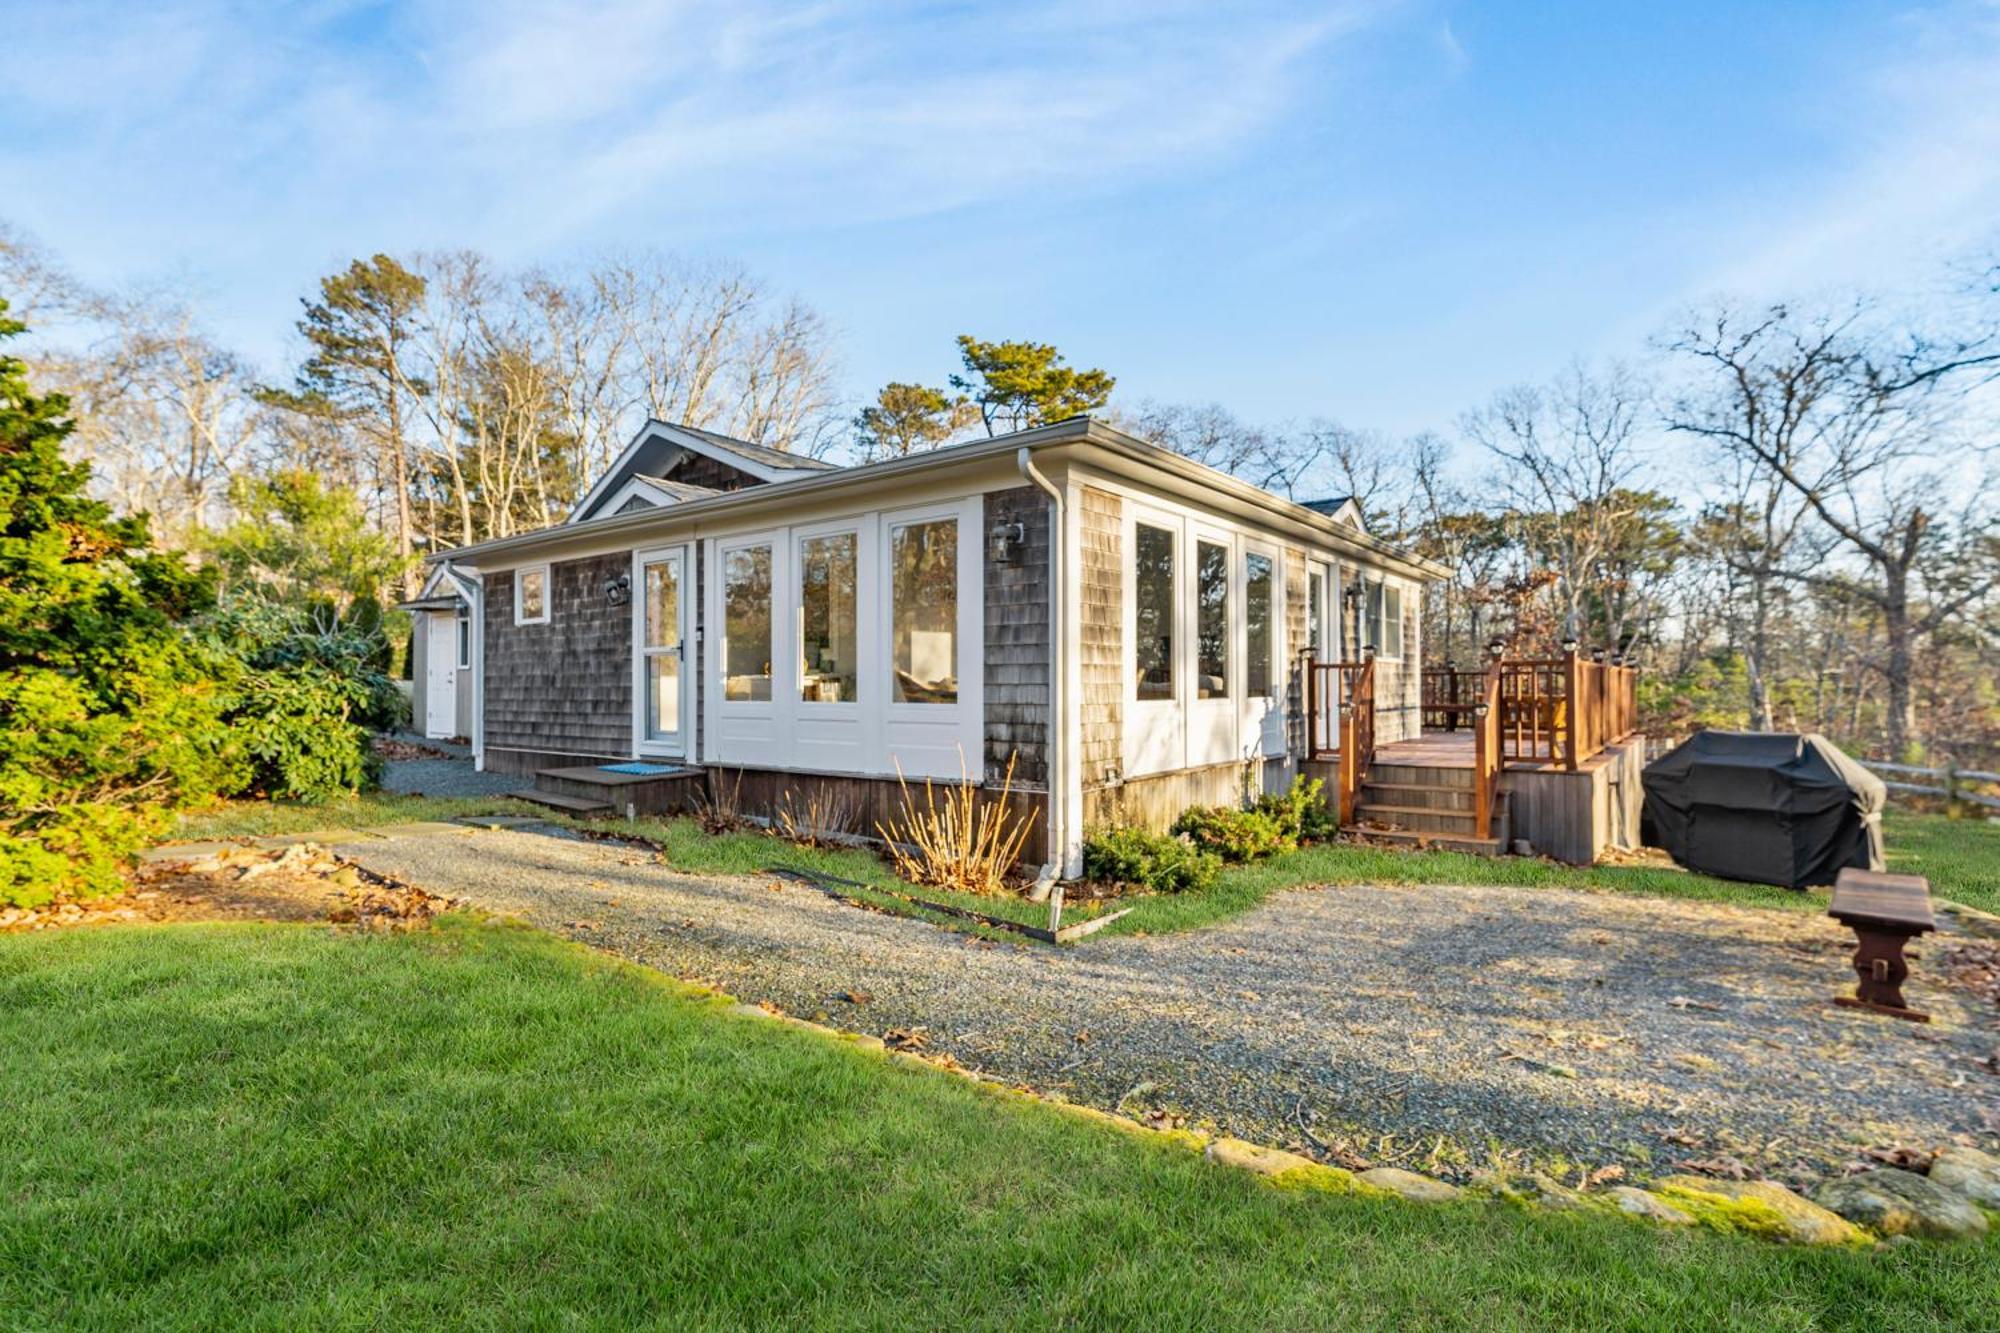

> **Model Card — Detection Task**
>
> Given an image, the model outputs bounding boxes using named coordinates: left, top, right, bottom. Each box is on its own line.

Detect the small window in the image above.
left=1245, top=552, right=1274, bottom=697
left=1196, top=539, right=1228, bottom=700
left=891, top=517, right=957, bottom=705
left=1365, top=579, right=1404, bottom=660
left=1308, top=570, right=1323, bottom=659
left=456, top=611, right=471, bottom=669
left=722, top=545, right=773, bottom=702
left=799, top=532, right=858, bottom=704
left=1134, top=523, right=1175, bottom=702
left=514, top=565, right=549, bottom=625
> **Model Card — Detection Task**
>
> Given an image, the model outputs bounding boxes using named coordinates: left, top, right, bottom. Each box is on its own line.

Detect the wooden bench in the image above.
left=1828, top=868, right=1935, bottom=1023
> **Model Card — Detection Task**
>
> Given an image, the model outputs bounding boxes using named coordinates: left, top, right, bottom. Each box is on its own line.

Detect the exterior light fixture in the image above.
left=604, top=573, right=631, bottom=607
left=1591, top=647, right=1608, bottom=663
left=1560, top=634, right=1579, bottom=655
left=990, top=519, right=1026, bottom=565
left=1486, top=637, right=1505, bottom=659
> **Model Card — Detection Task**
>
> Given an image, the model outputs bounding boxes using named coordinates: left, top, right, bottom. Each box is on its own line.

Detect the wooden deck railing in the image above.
left=1336, top=656, right=1375, bottom=826
left=1493, top=651, right=1639, bottom=770
left=1472, top=660, right=1502, bottom=839
left=1421, top=665, right=1485, bottom=731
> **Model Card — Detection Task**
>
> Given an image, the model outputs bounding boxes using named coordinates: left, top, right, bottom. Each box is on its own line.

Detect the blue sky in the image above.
left=4, top=0, right=1997, bottom=438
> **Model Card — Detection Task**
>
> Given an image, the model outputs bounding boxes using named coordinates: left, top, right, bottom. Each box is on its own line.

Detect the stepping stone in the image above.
left=1815, top=1168, right=1989, bottom=1240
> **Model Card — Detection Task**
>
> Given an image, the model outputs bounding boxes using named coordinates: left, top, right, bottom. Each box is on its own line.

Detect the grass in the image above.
left=4, top=917, right=1996, bottom=1329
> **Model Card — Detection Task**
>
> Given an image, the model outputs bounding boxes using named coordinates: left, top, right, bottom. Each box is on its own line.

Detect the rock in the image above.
left=1606, top=1185, right=1695, bottom=1225
left=1655, top=1176, right=1867, bottom=1246
left=1929, top=1146, right=2000, bottom=1209
left=1356, top=1167, right=1461, bottom=1202
left=1815, top=1169, right=1989, bottom=1240
left=1472, top=1171, right=1588, bottom=1210
left=1205, top=1137, right=1320, bottom=1178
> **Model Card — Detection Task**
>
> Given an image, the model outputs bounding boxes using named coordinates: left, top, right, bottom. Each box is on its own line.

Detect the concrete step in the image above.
left=507, top=788, right=612, bottom=815
left=1342, top=825, right=1505, bottom=857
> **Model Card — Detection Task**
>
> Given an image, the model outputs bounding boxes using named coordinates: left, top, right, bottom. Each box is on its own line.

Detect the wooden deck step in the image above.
left=1359, top=781, right=1480, bottom=812
left=1342, top=825, right=1505, bottom=857
left=533, top=764, right=704, bottom=817
left=507, top=788, right=613, bottom=815
left=1354, top=802, right=1483, bottom=836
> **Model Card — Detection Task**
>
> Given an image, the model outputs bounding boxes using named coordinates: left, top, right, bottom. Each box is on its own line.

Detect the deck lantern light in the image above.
left=1560, top=634, right=1579, bottom=655
left=1486, top=637, right=1505, bottom=659
left=1590, top=646, right=1608, bottom=663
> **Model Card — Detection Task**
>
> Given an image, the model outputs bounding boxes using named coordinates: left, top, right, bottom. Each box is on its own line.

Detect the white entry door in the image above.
left=424, top=612, right=458, bottom=738
left=634, top=546, right=690, bottom=757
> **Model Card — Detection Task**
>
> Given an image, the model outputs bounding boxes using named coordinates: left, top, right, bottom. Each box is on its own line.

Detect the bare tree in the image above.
left=1462, top=361, right=1653, bottom=649
left=1664, top=300, right=1997, bottom=754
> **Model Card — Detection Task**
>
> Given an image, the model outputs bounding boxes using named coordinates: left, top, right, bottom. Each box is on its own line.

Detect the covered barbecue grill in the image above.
left=1641, top=731, right=1886, bottom=889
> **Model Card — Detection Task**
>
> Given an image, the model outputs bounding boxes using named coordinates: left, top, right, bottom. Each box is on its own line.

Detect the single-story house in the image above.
left=428, top=415, right=1449, bottom=874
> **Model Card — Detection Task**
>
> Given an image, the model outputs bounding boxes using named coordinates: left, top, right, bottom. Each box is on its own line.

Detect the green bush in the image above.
left=1254, top=776, right=1339, bottom=844
left=1169, top=804, right=1292, bottom=863
left=201, top=602, right=404, bottom=802
left=1081, top=826, right=1222, bottom=895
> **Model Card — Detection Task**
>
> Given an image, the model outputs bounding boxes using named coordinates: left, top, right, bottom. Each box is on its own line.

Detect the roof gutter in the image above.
left=1016, top=447, right=1072, bottom=888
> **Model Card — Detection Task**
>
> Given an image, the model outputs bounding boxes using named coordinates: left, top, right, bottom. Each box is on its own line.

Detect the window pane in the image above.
left=1366, top=581, right=1383, bottom=655
left=1308, top=572, right=1322, bottom=658
left=892, top=518, right=957, bottom=704
left=799, top=532, right=858, bottom=703
left=1134, top=524, right=1174, bottom=701
left=1384, top=584, right=1403, bottom=658
left=456, top=615, right=470, bottom=668
left=520, top=570, right=545, bottom=620
left=643, top=558, right=682, bottom=739
left=723, top=545, right=772, bottom=702
left=1245, top=552, right=1273, bottom=697
left=1196, top=540, right=1228, bottom=700
left=644, top=561, right=680, bottom=650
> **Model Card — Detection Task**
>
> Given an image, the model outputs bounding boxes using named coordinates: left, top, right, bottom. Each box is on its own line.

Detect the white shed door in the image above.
left=425, top=612, right=458, bottom=738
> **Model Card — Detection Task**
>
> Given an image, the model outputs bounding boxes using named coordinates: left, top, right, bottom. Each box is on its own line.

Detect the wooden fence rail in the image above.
left=1860, top=760, right=2000, bottom=810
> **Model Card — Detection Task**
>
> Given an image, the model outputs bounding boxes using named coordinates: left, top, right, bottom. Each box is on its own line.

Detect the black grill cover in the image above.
left=1641, top=731, right=1886, bottom=889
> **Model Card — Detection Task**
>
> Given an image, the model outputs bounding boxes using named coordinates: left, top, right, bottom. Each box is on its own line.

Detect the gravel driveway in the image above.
left=334, top=823, right=2000, bottom=1183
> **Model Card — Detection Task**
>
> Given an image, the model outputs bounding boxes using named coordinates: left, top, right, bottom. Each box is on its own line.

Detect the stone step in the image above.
left=507, top=788, right=612, bottom=815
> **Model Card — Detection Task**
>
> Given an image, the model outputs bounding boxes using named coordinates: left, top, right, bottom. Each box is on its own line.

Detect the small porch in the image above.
left=1302, top=649, right=1645, bottom=862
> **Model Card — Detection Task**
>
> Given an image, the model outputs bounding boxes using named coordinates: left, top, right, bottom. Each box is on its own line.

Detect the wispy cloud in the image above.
left=0, top=1, right=1372, bottom=260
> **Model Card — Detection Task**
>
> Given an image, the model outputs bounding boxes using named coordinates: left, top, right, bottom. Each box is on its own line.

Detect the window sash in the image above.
left=1245, top=551, right=1274, bottom=698
left=721, top=544, right=773, bottom=703
left=1134, top=523, right=1175, bottom=702
left=890, top=517, right=957, bottom=706
left=1195, top=539, right=1228, bottom=700
left=798, top=531, right=858, bottom=705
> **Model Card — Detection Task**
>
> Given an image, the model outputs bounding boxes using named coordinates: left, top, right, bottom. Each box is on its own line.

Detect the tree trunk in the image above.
left=1881, top=576, right=1916, bottom=758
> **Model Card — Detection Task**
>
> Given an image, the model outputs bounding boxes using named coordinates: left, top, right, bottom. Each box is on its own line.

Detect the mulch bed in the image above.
left=1, top=843, right=457, bottom=935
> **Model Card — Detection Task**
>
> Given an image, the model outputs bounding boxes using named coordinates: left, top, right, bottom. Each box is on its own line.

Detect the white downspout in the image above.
left=1017, top=447, right=1069, bottom=887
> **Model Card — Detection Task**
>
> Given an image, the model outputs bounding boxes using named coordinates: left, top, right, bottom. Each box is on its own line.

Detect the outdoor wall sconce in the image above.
left=990, top=519, right=1026, bottom=564
left=604, top=573, right=631, bottom=607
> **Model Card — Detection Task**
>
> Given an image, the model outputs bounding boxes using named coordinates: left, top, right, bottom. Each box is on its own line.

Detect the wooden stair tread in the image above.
left=1342, top=825, right=1504, bottom=855
left=508, top=789, right=613, bottom=814
left=1355, top=802, right=1479, bottom=820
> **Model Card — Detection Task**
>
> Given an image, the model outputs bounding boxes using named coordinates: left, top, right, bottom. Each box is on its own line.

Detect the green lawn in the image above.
left=173, top=791, right=531, bottom=840
left=3, top=918, right=1995, bottom=1329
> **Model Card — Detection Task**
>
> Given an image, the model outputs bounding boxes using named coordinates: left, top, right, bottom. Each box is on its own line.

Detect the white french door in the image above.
left=634, top=546, right=690, bottom=757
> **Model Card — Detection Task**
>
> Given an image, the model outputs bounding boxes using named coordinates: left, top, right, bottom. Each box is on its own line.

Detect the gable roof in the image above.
left=1300, top=496, right=1367, bottom=532
left=447, top=415, right=1450, bottom=584
left=568, top=419, right=838, bottom=522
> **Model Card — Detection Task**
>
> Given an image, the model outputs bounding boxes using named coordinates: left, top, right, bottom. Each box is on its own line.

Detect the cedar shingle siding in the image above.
left=667, top=453, right=764, bottom=492
left=485, top=554, right=632, bottom=757
left=982, top=487, right=1050, bottom=788
left=1078, top=487, right=1123, bottom=787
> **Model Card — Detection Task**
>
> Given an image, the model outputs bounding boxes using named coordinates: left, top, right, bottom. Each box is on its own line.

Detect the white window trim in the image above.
left=455, top=611, right=472, bottom=669
left=1190, top=526, right=1236, bottom=706
left=793, top=518, right=865, bottom=715
left=882, top=501, right=971, bottom=717
left=513, top=564, right=550, bottom=626
left=1365, top=577, right=1405, bottom=662
left=715, top=530, right=782, bottom=715
left=631, top=543, right=692, bottom=758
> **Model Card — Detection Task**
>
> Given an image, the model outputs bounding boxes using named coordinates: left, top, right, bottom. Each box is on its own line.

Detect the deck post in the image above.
left=1563, top=648, right=1583, bottom=772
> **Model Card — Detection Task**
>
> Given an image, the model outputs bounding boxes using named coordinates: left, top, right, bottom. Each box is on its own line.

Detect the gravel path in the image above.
left=334, top=824, right=2000, bottom=1183
left=377, top=745, right=524, bottom=799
